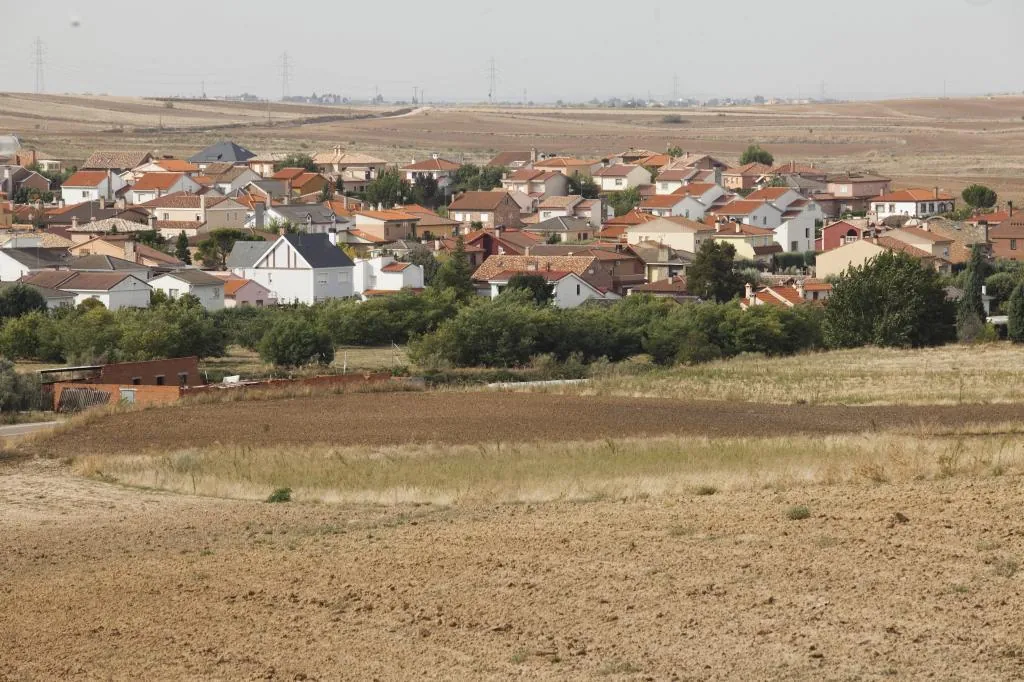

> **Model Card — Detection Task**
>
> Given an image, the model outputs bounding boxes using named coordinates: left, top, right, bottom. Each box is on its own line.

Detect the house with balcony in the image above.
left=872, top=189, right=956, bottom=220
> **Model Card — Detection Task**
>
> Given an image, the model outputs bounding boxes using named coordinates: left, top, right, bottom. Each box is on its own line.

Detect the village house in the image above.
left=885, top=226, right=954, bottom=261
left=139, top=193, right=247, bottom=232
left=0, top=280, right=74, bottom=308
left=395, top=204, right=460, bottom=239
left=710, top=222, right=782, bottom=262
left=817, top=219, right=875, bottom=251
left=352, top=256, right=425, bottom=300
left=486, top=149, right=540, bottom=169
left=202, top=164, right=261, bottom=195
left=21, top=271, right=151, bottom=309
left=402, top=155, right=461, bottom=194
left=148, top=269, right=226, bottom=310
left=353, top=210, right=421, bottom=241
left=129, top=172, right=202, bottom=205
left=629, top=276, right=697, bottom=303
left=69, top=234, right=183, bottom=269
left=271, top=168, right=329, bottom=197
left=746, top=187, right=824, bottom=253
left=132, top=158, right=200, bottom=176
left=0, top=165, right=51, bottom=198
left=531, top=157, right=603, bottom=178
left=500, top=168, right=570, bottom=198
left=626, top=216, right=714, bottom=254
left=227, top=233, right=354, bottom=304
left=217, top=276, right=276, bottom=308
left=448, top=191, right=523, bottom=229
left=245, top=153, right=288, bottom=178
left=523, top=216, right=594, bottom=243
left=537, top=196, right=604, bottom=224
left=592, top=165, right=652, bottom=192
left=464, top=226, right=542, bottom=256
left=712, top=199, right=784, bottom=228
left=721, top=163, right=771, bottom=191
left=989, top=216, right=1024, bottom=261
left=188, top=141, right=256, bottom=171
left=628, top=241, right=693, bottom=283
left=740, top=281, right=832, bottom=310
left=654, top=169, right=703, bottom=195
left=61, top=171, right=126, bottom=207
left=872, top=188, right=956, bottom=220
left=815, top=236, right=951, bottom=278
left=471, top=254, right=617, bottom=308
left=0, top=245, right=69, bottom=281
left=526, top=244, right=646, bottom=295
left=83, top=151, right=154, bottom=176
left=66, top=254, right=153, bottom=281
left=247, top=203, right=345, bottom=235
left=312, top=147, right=387, bottom=193
left=39, top=201, right=149, bottom=230
left=824, top=173, right=892, bottom=214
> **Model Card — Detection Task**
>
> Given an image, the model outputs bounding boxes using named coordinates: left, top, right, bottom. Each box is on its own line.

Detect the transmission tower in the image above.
left=280, top=52, right=292, bottom=101
left=33, top=38, right=45, bottom=94
left=487, top=58, right=497, bottom=104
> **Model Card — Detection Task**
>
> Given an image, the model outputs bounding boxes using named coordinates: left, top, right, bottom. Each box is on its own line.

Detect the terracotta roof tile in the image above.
left=63, top=171, right=109, bottom=187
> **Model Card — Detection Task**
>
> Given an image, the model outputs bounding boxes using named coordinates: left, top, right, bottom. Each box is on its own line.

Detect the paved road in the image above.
left=0, top=421, right=60, bottom=440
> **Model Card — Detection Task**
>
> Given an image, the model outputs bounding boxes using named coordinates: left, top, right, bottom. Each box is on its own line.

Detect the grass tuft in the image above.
left=786, top=505, right=811, bottom=521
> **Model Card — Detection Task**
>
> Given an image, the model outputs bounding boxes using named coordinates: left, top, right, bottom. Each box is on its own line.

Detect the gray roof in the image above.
left=157, top=269, right=224, bottom=287
left=189, top=141, right=255, bottom=164
left=270, top=204, right=338, bottom=225
left=527, top=216, right=593, bottom=233
left=283, top=233, right=353, bottom=268
left=0, top=247, right=70, bottom=269
left=67, top=254, right=150, bottom=272
left=226, top=240, right=272, bottom=268
left=248, top=179, right=287, bottom=198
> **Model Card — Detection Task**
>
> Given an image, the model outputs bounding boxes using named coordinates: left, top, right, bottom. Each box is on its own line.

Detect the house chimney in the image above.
left=124, top=238, right=137, bottom=263
left=714, top=167, right=723, bottom=187
left=255, top=201, right=266, bottom=230
left=494, top=226, right=502, bottom=243
left=327, top=228, right=338, bottom=246
left=735, top=223, right=741, bottom=234
left=148, top=214, right=156, bottom=230
left=530, top=146, right=538, bottom=163
left=200, top=194, right=206, bottom=214
left=99, top=197, right=106, bottom=210
left=71, top=215, right=78, bottom=230
left=934, top=186, right=939, bottom=200
left=796, top=281, right=805, bottom=299
left=1009, top=201, right=1014, bottom=218
left=431, top=153, right=439, bottom=160
left=745, top=282, right=754, bottom=300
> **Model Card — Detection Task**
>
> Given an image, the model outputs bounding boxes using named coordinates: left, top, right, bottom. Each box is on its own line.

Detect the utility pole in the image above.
left=413, top=86, right=418, bottom=104
left=488, top=57, right=497, bottom=104
left=672, top=73, right=679, bottom=103
left=33, top=37, right=45, bottom=94
left=280, top=52, right=292, bottom=101
left=201, top=79, right=206, bottom=99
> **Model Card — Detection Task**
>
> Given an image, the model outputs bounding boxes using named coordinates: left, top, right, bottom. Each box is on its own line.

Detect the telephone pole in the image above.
left=280, top=52, right=292, bottom=101
left=33, top=37, right=45, bottom=94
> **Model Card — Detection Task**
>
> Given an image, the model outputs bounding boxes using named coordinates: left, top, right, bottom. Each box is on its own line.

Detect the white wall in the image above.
left=73, top=278, right=151, bottom=310
left=149, top=275, right=225, bottom=311
left=0, top=252, right=35, bottom=281
left=774, top=220, right=815, bottom=253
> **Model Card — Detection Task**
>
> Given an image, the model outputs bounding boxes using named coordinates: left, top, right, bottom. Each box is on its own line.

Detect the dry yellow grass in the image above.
left=71, top=422, right=1024, bottom=506
left=560, top=344, right=1024, bottom=406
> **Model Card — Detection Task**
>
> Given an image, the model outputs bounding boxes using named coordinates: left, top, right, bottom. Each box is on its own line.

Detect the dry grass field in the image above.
left=8, top=92, right=1024, bottom=197
left=6, top=345, right=1024, bottom=678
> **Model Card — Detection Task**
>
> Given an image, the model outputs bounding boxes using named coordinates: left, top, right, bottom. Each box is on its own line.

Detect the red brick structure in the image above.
left=99, top=357, right=201, bottom=387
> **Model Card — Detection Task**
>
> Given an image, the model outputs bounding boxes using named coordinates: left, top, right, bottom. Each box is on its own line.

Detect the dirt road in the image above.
left=37, top=392, right=1024, bottom=456
left=3, top=460, right=1024, bottom=680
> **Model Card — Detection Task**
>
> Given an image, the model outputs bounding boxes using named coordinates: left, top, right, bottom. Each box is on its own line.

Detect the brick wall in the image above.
left=100, top=357, right=201, bottom=387
left=52, top=383, right=182, bottom=411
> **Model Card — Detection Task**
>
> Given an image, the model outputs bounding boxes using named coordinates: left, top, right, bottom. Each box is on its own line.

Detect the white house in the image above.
left=227, top=233, right=354, bottom=304
left=60, top=170, right=126, bottom=207
left=592, top=165, right=652, bottom=192
left=746, top=188, right=825, bottom=253
left=148, top=269, right=226, bottom=311
left=625, top=216, right=714, bottom=254
left=22, top=271, right=151, bottom=310
left=712, top=199, right=784, bottom=228
left=128, top=173, right=201, bottom=205
left=871, top=188, right=957, bottom=221
left=485, top=270, right=618, bottom=309
left=401, top=155, right=461, bottom=195
left=352, top=256, right=425, bottom=300
left=0, top=246, right=69, bottom=281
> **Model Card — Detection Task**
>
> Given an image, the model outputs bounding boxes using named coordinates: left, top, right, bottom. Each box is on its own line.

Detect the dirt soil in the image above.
left=36, top=392, right=1024, bottom=455
left=3, top=459, right=1024, bottom=680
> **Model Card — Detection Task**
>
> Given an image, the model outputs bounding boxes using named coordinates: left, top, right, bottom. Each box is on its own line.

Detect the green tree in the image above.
left=984, top=272, right=1017, bottom=312
left=957, top=244, right=989, bottom=340
left=431, top=236, right=476, bottom=302
left=0, top=359, right=44, bottom=413
left=452, top=164, right=506, bottom=193
left=403, top=245, right=440, bottom=285
left=1008, top=283, right=1024, bottom=343
left=687, top=240, right=744, bottom=303
left=175, top=232, right=192, bottom=265
left=318, top=179, right=334, bottom=202
left=607, top=187, right=642, bottom=216
left=740, top=144, right=774, bottom=166
left=196, top=229, right=263, bottom=269
left=822, top=250, right=955, bottom=348
left=503, top=273, right=553, bottom=306
left=567, top=173, right=600, bottom=199
left=666, top=145, right=683, bottom=158
left=961, top=184, right=997, bottom=210
left=259, top=317, right=334, bottom=368
left=364, top=167, right=414, bottom=209
left=273, top=154, right=318, bottom=172
left=0, top=284, right=47, bottom=319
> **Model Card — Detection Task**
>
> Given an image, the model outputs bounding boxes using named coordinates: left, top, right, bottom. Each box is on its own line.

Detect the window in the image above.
left=576, top=284, right=581, bottom=296
left=889, top=204, right=895, bottom=212
left=805, top=228, right=810, bottom=238
left=163, top=213, right=169, bottom=220
left=168, top=288, right=179, bottom=298
left=155, top=375, right=166, bottom=386
left=660, top=182, right=668, bottom=190
left=178, top=372, right=189, bottom=387
left=1012, top=239, right=1018, bottom=251
left=762, top=216, right=767, bottom=225
left=82, top=191, right=89, bottom=198
left=615, top=178, right=623, bottom=186
left=131, top=377, right=142, bottom=386
left=791, top=241, right=798, bottom=251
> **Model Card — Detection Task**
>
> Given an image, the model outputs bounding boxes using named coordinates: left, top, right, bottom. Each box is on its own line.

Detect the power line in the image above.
left=33, top=37, right=45, bottom=94
left=487, top=57, right=497, bottom=104
left=280, top=52, right=292, bottom=101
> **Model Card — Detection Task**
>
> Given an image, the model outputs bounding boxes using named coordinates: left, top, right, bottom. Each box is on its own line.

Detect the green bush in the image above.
left=1009, top=283, right=1024, bottom=343
left=266, top=487, right=292, bottom=503
left=259, top=317, right=335, bottom=368
left=985, top=272, right=1018, bottom=313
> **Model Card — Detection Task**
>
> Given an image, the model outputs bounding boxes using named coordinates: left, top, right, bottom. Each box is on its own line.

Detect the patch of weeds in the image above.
left=667, top=525, right=694, bottom=537
left=853, top=462, right=888, bottom=484
left=786, top=505, right=811, bottom=521
left=510, top=649, right=528, bottom=665
left=266, top=487, right=292, bottom=503
left=976, top=540, right=1002, bottom=552
left=694, top=485, right=719, bottom=496
left=992, top=463, right=1006, bottom=476
left=199, top=548, right=214, bottom=556
left=949, top=583, right=972, bottom=594
left=599, top=660, right=641, bottom=675
left=814, top=535, right=840, bottom=548
left=993, top=557, right=1019, bottom=578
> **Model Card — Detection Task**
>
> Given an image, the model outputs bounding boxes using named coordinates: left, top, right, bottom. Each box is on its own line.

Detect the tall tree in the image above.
left=1008, top=283, right=1024, bottom=343
left=823, top=250, right=955, bottom=348
left=273, top=154, right=318, bottom=172
left=175, top=232, right=192, bottom=265
left=740, top=144, right=774, bottom=166
left=956, top=244, right=988, bottom=339
left=0, top=284, right=47, bottom=319
left=196, top=229, right=264, bottom=269
left=432, top=236, right=476, bottom=302
left=503, top=273, right=554, bottom=306
left=567, top=173, right=600, bottom=199
left=961, top=184, right=997, bottom=210
left=608, top=187, right=642, bottom=216
left=686, top=240, right=744, bottom=303
left=364, top=167, right=412, bottom=208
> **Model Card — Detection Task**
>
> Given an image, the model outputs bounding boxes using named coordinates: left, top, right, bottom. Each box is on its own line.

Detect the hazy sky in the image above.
left=1, top=0, right=1019, bottom=102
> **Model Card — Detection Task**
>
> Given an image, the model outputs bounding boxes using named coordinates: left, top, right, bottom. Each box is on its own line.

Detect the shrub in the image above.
left=985, top=272, right=1018, bottom=312
left=1009, top=283, right=1024, bottom=343
left=786, top=505, right=811, bottom=520
left=259, top=317, right=334, bottom=368
left=660, top=114, right=687, bottom=124
left=266, top=487, right=292, bottom=503
left=0, top=360, right=44, bottom=412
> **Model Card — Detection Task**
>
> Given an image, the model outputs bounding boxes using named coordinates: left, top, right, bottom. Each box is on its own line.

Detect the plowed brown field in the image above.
left=4, top=461, right=1024, bottom=680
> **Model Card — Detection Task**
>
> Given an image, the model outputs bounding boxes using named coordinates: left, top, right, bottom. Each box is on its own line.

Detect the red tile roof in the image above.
left=594, top=164, right=642, bottom=178
left=155, top=159, right=199, bottom=173
left=402, top=157, right=460, bottom=172
left=381, top=262, right=412, bottom=272
left=875, top=188, right=955, bottom=202
left=449, top=191, right=512, bottom=211
left=356, top=210, right=419, bottom=221
left=63, top=171, right=109, bottom=187
left=745, top=187, right=793, bottom=201
left=132, top=172, right=186, bottom=191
